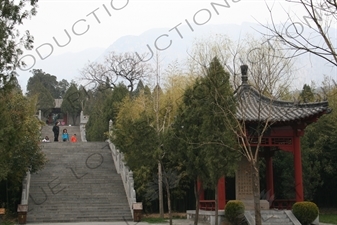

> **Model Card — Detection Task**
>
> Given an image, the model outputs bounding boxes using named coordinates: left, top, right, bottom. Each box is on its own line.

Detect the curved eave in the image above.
left=234, top=84, right=330, bottom=122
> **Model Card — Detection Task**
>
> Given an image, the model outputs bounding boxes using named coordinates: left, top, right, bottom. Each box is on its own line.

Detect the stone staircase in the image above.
left=245, top=209, right=300, bottom=225
left=27, top=139, right=133, bottom=222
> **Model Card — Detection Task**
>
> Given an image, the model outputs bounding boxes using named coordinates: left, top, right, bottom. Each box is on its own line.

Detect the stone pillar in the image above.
left=236, top=157, right=269, bottom=209
left=236, top=157, right=253, bottom=201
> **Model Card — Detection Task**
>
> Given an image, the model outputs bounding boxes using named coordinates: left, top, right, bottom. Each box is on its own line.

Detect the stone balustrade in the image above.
left=107, top=119, right=137, bottom=216
left=107, top=140, right=137, bottom=216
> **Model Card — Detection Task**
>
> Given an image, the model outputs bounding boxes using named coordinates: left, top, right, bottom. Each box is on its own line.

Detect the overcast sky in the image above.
left=22, top=0, right=298, bottom=55
left=18, top=0, right=336, bottom=91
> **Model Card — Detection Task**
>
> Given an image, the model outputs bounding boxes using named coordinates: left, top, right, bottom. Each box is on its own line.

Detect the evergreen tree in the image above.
left=172, top=57, right=239, bottom=225
left=27, top=69, right=60, bottom=98
left=85, top=83, right=128, bottom=141
left=299, top=84, right=315, bottom=102
left=0, top=91, right=46, bottom=210
left=61, top=83, right=81, bottom=125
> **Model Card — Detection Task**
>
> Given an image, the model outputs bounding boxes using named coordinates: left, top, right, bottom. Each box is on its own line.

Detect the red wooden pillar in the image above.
left=197, top=179, right=204, bottom=201
left=294, top=133, right=304, bottom=202
left=266, top=156, right=274, bottom=202
left=217, top=176, right=226, bottom=209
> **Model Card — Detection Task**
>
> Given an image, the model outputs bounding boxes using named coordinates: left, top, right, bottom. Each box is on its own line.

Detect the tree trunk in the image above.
left=194, top=180, right=200, bottom=225
left=215, top=183, right=219, bottom=225
left=252, top=162, right=261, bottom=225
left=164, top=173, right=172, bottom=225
left=158, top=161, right=164, bottom=218
left=72, top=115, right=76, bottom=125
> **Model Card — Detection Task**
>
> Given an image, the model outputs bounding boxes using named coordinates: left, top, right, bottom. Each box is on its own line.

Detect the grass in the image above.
left=320, top=214, right=337, bottom=224
left=141, top=217, right=168, bottom=223
left=319, top=208, right=337, bottom=224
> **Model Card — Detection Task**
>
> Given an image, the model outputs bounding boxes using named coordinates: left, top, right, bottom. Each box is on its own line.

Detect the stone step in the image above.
left=40, top=142, right=108, bottom=148
left=41, top=125, right=82, bottom=142
left=27, top=141, right=132, bottom=222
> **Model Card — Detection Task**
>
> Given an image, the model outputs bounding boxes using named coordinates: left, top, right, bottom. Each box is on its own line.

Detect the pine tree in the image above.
left=173, top=57, right=239, bottom=225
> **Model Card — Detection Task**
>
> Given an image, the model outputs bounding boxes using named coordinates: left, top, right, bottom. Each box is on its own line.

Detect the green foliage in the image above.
left=225, top=200, right=245, bottom=224
left=85, top=83, right=128, bottom=141
left=61, top=83, right=81, bottom=125
left=172, top=57, right=239, bottom=189
left=272, top=151, right=295, bottom=199
left=114, top=117, right=159, bottom=170
left=0, top=0, right=38, bottom=91
left=113, top=75, right=192, bottom=209
left=27, top=69, right=69, bottom=98
left=28, top=82, right=55, bottom=117
left=0, top=91, right=46, bottom=211
left=1, top=222, right=15, bottom=225
left=113, top=95, right=160, bottom=195
left=273, top=84, right=337, bottom=205
left=301, top=103, right=337, bottom=204
left=292, top=201, right=319, bottom=225
left=299, top=84, right=315, bottom=102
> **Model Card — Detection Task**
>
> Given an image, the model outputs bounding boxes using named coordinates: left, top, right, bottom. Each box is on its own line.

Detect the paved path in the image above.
left=21, top=220, right=205, bottom=225
left=20, top=221, right=337, bottom=225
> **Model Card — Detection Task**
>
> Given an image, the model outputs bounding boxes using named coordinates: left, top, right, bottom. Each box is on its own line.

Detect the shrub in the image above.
left=292, top=201, right=319, bottom=225
left=225, top=200, right=245, bottom=225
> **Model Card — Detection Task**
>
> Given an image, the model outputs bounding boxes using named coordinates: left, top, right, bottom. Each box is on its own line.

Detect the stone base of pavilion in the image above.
left=186, top=208, right=313, bottom=225
left=185, top=200, right=269, bottom=225
left=241, top=200, right=270, bottom=210
left=186, top=209, right=224, bottom=225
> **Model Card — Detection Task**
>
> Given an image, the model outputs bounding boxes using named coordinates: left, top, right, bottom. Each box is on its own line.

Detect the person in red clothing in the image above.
left=70, top=134, right=77, bottom=142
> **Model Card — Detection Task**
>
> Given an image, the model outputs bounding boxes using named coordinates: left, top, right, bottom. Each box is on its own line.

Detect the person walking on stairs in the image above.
left=52, top=122, right=60, bottom=142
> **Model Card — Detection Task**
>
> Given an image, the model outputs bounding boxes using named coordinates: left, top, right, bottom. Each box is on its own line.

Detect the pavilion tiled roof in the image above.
left=234, top=65, right=330, bottom=123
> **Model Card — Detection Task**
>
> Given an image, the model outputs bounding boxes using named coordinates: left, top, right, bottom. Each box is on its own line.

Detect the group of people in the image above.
left=51, top=122, right=77, bottom=142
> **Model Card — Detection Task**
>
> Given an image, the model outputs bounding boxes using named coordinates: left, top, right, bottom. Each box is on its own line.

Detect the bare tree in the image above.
left=81, top=51, right=152, bottom=92
left=187, top=35, right=296, bottom=98
left=260, top=0, right=337, bottom=67
left=238, top=36, right=296, bottom=99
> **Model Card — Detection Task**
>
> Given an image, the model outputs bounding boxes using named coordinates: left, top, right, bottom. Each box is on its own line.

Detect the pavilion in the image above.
left=198, top=65, right=331, bottom=211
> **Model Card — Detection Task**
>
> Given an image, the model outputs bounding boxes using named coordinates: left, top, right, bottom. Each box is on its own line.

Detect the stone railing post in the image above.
left=129, top=171, right=136, bottom=202
left=20, top=171, right=31, bottom=205
left=109, top=119, right=113, bottom=133
left=80, top=111, right=89, bottom=142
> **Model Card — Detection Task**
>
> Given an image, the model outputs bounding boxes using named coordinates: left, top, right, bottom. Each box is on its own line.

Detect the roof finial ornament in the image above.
left=240, top=65, right=248, bottom=85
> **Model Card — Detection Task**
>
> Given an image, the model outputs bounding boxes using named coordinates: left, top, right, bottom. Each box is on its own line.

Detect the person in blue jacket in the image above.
left=62, top=129, right=69, bottom=142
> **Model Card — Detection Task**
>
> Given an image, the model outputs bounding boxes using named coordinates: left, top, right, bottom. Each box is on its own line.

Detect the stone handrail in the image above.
left=80, top=117, right=136, bottom=216
left=18, top=171, right=31, bottom=212
left=107, top=140, right=136, bottom=216
left=19, top=109, right=40, bottom=212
